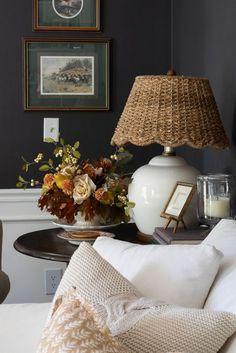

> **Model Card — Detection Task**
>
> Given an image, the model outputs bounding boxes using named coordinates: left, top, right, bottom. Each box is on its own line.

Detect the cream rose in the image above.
left=73, top=174, right=96, bottom=204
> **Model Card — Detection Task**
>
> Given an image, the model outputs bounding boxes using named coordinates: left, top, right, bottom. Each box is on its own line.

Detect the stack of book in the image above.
left=152, top=227, right=209, bottom=245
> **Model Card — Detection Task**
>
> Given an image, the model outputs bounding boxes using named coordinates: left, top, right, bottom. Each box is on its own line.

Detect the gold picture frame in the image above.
left=24, top=37, right=110, bottom=111
left=160, top=182, right=196, bottom=233
left=33, top=0, right=100, bottom=31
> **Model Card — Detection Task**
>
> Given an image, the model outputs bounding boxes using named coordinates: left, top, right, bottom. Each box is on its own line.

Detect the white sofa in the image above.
left=1, top=219, right=236, bottom=353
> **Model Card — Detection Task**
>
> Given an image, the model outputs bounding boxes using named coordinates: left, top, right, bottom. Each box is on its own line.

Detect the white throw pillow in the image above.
left=93, top=237, right=223, bottom=308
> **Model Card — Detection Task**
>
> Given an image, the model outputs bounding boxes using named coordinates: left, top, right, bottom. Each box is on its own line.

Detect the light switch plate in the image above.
left=44, top=118, right=59, bottom=142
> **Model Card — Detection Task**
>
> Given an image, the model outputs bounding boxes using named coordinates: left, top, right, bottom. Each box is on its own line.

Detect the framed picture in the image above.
left=33, top=0, right=100, bottom=31
left=24, top=38, right=110, bottom=111
left=160, top=182, right=196, bottom=231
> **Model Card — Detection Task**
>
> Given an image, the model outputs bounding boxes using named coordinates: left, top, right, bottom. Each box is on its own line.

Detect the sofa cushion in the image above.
left=202, top=219, right=236, bottom=353
left=0, top=302, right=50, bottom=353
left=45, top=242, right=236, bottom=353
left=93, top=237, right=222, bottom=308
left=37, top=288, right=129, bottom=353
left=203, top=219, right=236, bottom=312
left=48, top=241, right=140, bottom=322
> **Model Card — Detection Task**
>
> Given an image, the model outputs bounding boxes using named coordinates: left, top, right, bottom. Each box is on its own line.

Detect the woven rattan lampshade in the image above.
left=111, top=75, right=229, bottom=149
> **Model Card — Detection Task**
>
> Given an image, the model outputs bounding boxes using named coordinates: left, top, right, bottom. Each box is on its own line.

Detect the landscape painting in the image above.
left=25, top=38, right=109, bottom=110
left=52, top=0, right=83, bottom=19
left=40, top=56, right=94, bottom=95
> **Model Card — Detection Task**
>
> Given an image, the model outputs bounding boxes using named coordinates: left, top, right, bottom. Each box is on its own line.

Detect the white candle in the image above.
left=205, top=197, right=230, bottom=218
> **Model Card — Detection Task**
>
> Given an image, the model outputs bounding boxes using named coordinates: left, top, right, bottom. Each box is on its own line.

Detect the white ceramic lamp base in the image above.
left=128, top=155, right=200, bottom=235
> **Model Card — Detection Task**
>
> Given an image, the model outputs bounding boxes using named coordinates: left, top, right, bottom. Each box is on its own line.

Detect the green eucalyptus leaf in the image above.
left=39, top=164, right=50, bottom=172
left=116, top=150, right=133, bottom=166
left=127, top=201, right=135, bottom=208
left=73, top=150, right=81, bottom=158
left=18, top=175, right=25, bottom=182
left=74, top=141, right=80, bottom=149
left=16, top=182, right=24, bottom=188
left=48, top=158, right=53, bottom=167
left=44, top=137, right=55, bottom=143
left=124, top=207, right=130, bottom=217
left=118, top=147, right=125, bottom=153
left=60, top=138, right=65, bottom=146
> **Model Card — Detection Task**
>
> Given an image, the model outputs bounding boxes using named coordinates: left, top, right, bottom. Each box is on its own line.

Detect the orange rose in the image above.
left=95, top=187, right=105, bottom=201
left=43, top=173, right=55, bottom=189
left=61, top=179, right=74, bottom=196
left=83, top=163, right=96, bottom=179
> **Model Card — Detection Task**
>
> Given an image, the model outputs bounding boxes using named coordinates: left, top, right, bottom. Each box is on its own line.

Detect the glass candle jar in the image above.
left=197, top=174, right=232, bottom=227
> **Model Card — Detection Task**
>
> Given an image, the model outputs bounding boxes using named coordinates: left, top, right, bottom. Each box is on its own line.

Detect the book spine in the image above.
left=152, top=233, right=168, bottom=245
left=153, top=229, right=171, bottom=244
left=154, top=229, right=172, bottom=243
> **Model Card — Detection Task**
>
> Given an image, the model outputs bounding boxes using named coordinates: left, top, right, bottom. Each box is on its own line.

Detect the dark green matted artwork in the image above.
left=33, top=0, right=100, bottom=31
left=24, top=38, right=110, bottom=111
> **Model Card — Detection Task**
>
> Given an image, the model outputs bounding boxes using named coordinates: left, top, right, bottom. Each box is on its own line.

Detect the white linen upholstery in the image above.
left=1, top=219, right=236, bottom=353
left=0, top=302, right=50, bottom=353
left=38, top=243, right=236, bottom=353
left=93, top=237, right=222, bottom=308
left=203, top=219, right=236, bottom=312
left=202, top=219, right=236, bottom=353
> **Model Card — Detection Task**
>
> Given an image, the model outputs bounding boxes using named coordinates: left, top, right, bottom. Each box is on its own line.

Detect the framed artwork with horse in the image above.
left=33, top=0, right=100, bottom=31
left=24, top=38, right=110, bottom=111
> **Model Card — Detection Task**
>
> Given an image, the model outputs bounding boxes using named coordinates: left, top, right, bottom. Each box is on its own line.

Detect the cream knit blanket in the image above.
left=99, top=294, right=236, bottom=353
left=101, top=294, right=168, bottom=336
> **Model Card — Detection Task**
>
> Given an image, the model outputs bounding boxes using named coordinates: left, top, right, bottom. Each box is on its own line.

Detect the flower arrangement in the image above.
left=17, top=137, right=135, bottom=225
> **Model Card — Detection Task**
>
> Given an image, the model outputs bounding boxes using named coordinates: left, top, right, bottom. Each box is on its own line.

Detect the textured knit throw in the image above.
left=100, top=294, right=236, bottom=353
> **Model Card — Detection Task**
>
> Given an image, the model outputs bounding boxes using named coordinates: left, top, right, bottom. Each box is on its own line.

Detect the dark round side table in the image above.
left=14, top=223, right=140, bottom=263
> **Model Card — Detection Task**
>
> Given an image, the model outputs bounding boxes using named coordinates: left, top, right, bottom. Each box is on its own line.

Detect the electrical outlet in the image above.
left=43, top=118, right=59, bottom=142
left=45, top=269, right=62, bottom=295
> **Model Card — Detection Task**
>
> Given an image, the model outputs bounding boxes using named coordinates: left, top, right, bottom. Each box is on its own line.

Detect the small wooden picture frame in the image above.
left=160, top=182, right=196, bottom=233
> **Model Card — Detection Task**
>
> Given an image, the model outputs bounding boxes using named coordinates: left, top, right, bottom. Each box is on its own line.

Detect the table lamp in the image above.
left=111, top=74, right=229, bottom=235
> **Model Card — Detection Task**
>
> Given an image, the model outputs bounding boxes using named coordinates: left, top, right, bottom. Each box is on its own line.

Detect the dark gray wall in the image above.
left=3, top=1, right=234, bottom=189
left=173, top=0, right=236, bottom=177
left=0, top=0, right=171, bottom=188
